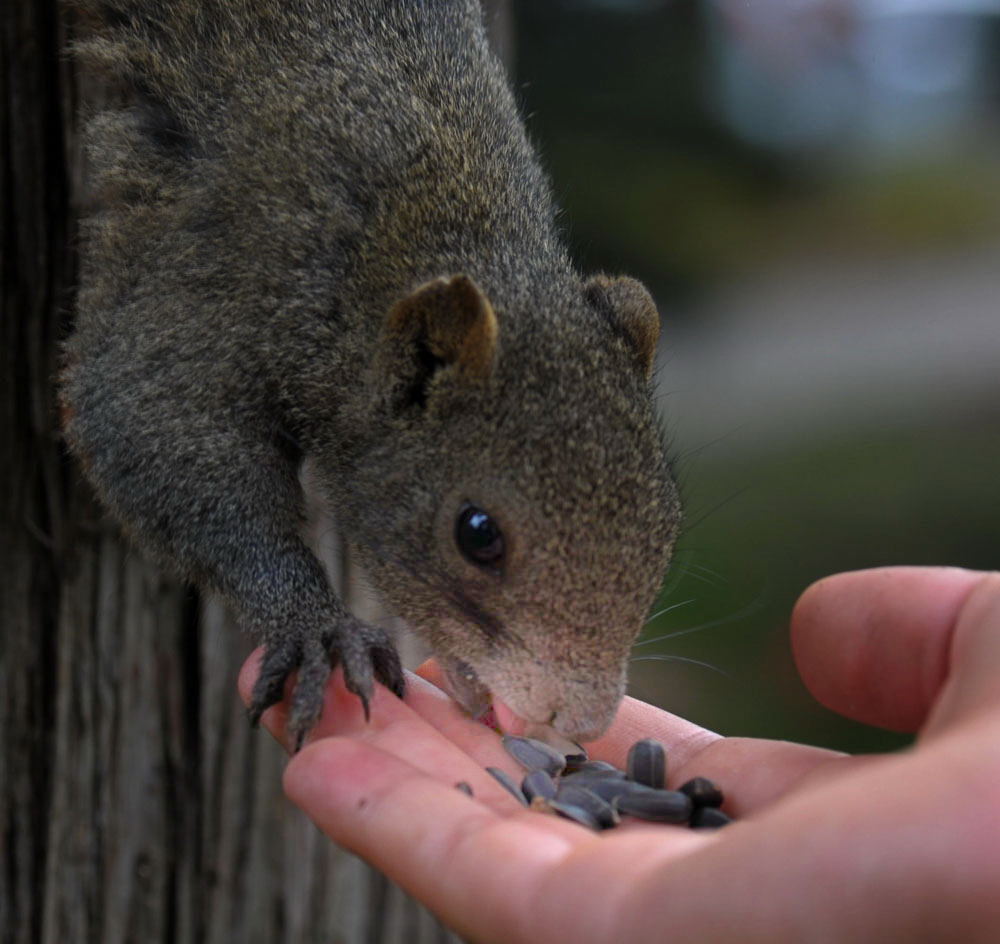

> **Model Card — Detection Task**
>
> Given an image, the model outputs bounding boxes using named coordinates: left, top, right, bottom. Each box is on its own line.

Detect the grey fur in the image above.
left=61, top=0, right=681, bottom=744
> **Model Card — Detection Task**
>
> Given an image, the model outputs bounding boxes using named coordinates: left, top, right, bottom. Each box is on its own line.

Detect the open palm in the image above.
left=241, top=567, right=1000, bottom=943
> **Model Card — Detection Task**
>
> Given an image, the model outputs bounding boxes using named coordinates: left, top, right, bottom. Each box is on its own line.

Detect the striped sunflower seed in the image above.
left=626, top=738, right=667, bottom=789
left=679, top=776, right=724, bottom=809
left=614, top=788, right=691, bottom=824
left=690, top=806, right=732, bottom=829
left=573, top=777, right=660, bottom=805
left=549, top=800, right=602, bottom=831
left=521, top=768, right=558, bottom=803
left=564, top=760, right=625, bottom=779
left=555, top=783, right=619, bottom=829
left=502, top=735, right=567, bottom=776
left=485, top=767, right=528, bottom=806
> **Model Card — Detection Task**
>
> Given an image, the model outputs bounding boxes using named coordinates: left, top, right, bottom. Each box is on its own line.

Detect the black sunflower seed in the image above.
left=549, top=800, right=602, bottom=831
left=485, top=767, right=528, bottom=806
left=690, top=806, right=732, bottom=829
left=626, top=738, right=667, bottom=790
left=565, top=760, right=625, bottom=779
left=562, top=750, right=590, bottom=773
left=502, top=735, right=567, bottom=776
left=574, top=777, right=660, bottom=805
left=555, top=783, right=619, bottom=829
left=679, top=777, right=724, bottom=809
left=614, top=788, right=691, bottom=824
left=521, top=769, right=557, bottom=803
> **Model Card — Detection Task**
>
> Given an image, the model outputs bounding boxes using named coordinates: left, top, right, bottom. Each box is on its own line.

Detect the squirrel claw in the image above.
left=371, top=644, right=406, bottom=700
left=248, top=640, right=300, bottom=725
left=357, top=691, right=372, bottom=722
left=249, top=618, right=404, bottom=744
left=339, top=619, right=406, bottom=720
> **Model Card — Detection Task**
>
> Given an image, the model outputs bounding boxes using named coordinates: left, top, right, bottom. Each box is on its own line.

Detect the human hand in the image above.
left=239, top=567, right=1000, bottom=943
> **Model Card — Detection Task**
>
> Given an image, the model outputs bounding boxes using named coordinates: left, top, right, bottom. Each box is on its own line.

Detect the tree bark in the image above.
left=2, top=1, right=511, bottom=940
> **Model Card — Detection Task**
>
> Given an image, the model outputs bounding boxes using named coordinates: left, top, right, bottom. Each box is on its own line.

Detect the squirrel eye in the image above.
left=455, top=505, right=504, bottom=568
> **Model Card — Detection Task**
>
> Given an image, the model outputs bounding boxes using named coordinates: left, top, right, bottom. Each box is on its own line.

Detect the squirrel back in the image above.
left=75, top=0, right=555, bottom=333
left=63, top=0, right=681, bottom=743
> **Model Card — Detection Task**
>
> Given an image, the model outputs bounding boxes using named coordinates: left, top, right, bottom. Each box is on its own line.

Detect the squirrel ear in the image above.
left=379, top=275, right=498, bottom=409
left=584, top=274, right=660, bottom=377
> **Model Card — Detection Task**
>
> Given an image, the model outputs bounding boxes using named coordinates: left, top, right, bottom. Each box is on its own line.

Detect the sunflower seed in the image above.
left=690, top=806, right=732, bottom=829
left=485, top=735, right=734, bottom=831
left=626, top=738, right=667, bottom=789
left=564, top=760, right=625, bottom=779
left=502, top=735, right=567, bottom=776
left=549, top=800, right=602, bottom=831
left=521, top=768, right=557, bottom=803
left=574, top=777, right=659, bottom=805
left=555, top=783, right=619, bottom=829
left=614, top=788, right=691, bottom=824
left=679, top=777, right=724, bottom=809
left=486, top=767, right=528, bottom=806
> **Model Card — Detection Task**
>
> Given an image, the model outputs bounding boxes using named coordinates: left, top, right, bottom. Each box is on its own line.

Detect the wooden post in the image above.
left=2, top=2, right=511, bottom=941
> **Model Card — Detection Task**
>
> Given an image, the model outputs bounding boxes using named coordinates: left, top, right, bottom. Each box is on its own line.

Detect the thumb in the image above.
left=922, top=571, right=1000, bottom=736
left=790, top=567, right=988, bottom=732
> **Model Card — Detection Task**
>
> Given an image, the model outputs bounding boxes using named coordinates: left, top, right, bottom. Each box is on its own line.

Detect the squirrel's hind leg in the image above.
left=62, top=384, right=404, bottom=746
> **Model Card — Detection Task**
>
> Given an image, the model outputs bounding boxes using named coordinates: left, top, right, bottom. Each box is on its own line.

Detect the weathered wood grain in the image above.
left=2, top=1, right=511, bottom=941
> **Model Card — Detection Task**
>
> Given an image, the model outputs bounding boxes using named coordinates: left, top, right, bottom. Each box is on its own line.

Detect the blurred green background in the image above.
left=509, top=0, right=1000, bottom=753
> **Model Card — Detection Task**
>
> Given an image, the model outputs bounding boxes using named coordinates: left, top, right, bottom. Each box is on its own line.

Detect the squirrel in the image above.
left=60, top=0, right=681, bottom=747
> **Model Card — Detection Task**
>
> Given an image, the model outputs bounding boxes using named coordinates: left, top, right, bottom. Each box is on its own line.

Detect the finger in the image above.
left=617, top=717, right=1000, bottom=943
left=239, top=649, right=489, bottom=751
left=240, top=651, right=527, bottom=805
left=287, top=712, right=1000, bottom=943
left=240, top=649, right=502, bottom=760
left=584, top=695, right=719, bottom=768
left=239, top=647, right=373, bottom=748
left=924, top=571, right=1000, bottom=735
left=395, top=667, right=519, bottom=765
left=791, top=566, right=985, bottom=731
left=284, top=737, right=707, bottom=944
left=240, top=647, right=452, bottom=745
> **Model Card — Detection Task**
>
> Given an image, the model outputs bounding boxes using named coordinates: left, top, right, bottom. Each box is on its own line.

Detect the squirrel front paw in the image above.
left=248, top=617, right=405, bottom=750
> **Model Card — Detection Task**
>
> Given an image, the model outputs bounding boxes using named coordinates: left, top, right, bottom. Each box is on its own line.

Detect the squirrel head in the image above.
left=337, top=272, right=679, bottom=741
